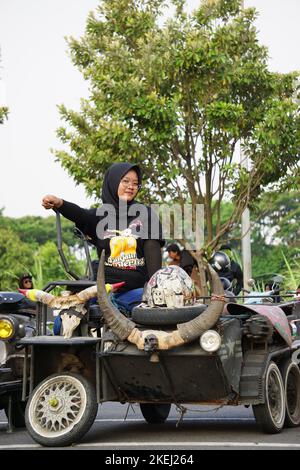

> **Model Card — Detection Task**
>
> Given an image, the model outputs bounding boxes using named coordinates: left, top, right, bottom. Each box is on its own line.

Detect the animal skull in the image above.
left=60, top=306, right=86, bottom=339
left=144, top=334, right=159, bottom=352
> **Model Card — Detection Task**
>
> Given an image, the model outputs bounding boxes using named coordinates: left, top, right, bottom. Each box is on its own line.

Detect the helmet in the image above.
left=209, top=251, right=230, bottom=273
left=144, top=265, right=196, bottom=308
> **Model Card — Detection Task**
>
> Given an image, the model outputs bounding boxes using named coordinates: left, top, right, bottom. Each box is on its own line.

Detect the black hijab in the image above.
left=101, top=162, right=142, bottom=208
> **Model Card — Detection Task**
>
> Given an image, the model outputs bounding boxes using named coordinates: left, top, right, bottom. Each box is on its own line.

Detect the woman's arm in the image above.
left=144, top=239, right=162, bottom=278
left=42, top=195, right=97, bottom=238
left=60, top=201, right=98, bottom=239
left=58, top=200, right=90, bottom=225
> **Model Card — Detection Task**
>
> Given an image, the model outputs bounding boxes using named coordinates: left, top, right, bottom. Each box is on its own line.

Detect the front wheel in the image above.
left=25, top=372, right=98, bottom=447
left=253, top=361, right=285, bottom=434
left=140, top=403, right=171, bottom=424
left=280, top=360, right=300, bottom=427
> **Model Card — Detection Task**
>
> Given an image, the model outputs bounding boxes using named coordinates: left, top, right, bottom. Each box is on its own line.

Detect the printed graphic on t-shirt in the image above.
left=104, top=220, right=145, bottom=270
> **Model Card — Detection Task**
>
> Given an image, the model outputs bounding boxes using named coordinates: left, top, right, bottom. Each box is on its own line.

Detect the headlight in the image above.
left=200, top=330, right=221, bottom=352
left=0, top=316, right=25, bottom=341
left=0, top=318, right=15, bottom=340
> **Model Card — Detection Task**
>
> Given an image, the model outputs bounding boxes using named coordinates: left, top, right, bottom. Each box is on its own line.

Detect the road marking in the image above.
left=67, top=442, right=300, bottom=449
left=0, top=444, right=40, bottom=449
left=0, top=417, right=254, bottom=426
left=1, top=442, right=300, bottom=449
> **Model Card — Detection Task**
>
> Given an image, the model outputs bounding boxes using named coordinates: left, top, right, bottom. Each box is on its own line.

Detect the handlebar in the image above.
left=55, top=209, right=80, bottom=280
left=54, top=209, right=94, bottom=281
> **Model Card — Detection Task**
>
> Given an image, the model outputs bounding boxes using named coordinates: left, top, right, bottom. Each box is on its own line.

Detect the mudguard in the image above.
left=227, top=303, right=292, bottom=346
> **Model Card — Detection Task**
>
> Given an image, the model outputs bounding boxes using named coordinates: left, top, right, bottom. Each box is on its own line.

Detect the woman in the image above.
left=42, top=162, right=164, bottom=313
left=18, top=273, right=37, bottom=311
left=18, top=273, right=34, bottom=289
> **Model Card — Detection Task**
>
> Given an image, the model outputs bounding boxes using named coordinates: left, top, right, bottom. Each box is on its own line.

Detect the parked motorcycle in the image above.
left=244, top=276, right=283, bottom=304
left=0, top=291, right=38, bottom=429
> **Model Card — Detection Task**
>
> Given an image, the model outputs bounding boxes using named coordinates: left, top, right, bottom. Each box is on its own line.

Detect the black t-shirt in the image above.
left=59, top=201, right=164, bottom=292
left=218, top=260, right=243, bottom=295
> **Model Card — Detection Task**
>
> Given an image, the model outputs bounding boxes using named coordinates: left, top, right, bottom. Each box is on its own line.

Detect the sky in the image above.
left=0, top=0, right=299, bottom=218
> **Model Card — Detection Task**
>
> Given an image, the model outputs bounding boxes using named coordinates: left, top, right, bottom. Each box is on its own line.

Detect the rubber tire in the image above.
left=25, top=372, right=98, bottom=447
left=280, top=360, right=300, bottom=427
left=252, top=361, right=285, bottom=434
left=140, top=403, right=171, bottom=424
left=4, top=400, right=26, bottom=428
left=132, top=304, right=207, bottom=326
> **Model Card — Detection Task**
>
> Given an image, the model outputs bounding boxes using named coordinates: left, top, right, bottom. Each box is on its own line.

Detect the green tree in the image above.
left=0, top=214, right=82, bottom=250
left=0, top=227, right=34, bottom=290
left=33, top=241, right=86, bottom=288
left=252, top=190, right=300, bottom=249
left=281, top=249, right=300, bottom=291
left=251, top=238, right=291, bottom=279
left=0, top=106, right=8, bottom=124
left=55, top=0, right=299, bottom=253
left=0, top=215, right=87, bottom=290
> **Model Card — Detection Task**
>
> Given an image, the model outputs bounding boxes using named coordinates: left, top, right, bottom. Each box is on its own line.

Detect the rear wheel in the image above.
left=140, top=403, right=171, bottom=424
left=253, top=361, right=285, bottom=434
left=25, top=372, right=97, bottom=447
left=280, top=360, right=300, bottom=427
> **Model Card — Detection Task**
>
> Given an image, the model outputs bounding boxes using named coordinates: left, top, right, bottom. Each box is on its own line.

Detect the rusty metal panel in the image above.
left=99, top=347, right=230, bottom=403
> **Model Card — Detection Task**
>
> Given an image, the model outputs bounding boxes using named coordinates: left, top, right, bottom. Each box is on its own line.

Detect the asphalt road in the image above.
left=1, top=402, right=300, bottom=451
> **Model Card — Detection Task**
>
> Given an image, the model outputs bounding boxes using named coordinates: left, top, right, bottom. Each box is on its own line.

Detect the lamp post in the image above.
left=241, top=154, right=252, bottom=288
left=240, top=0, right=252, bottom=288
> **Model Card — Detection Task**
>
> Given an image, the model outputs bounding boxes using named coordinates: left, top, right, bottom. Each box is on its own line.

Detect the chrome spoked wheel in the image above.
left=25, top=373, right=97, bottom=447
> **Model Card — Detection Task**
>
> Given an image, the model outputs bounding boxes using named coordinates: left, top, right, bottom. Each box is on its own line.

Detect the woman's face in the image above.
left=22, top=278, right=33, bottom=288
left=117, top=169, right=140, bottom=202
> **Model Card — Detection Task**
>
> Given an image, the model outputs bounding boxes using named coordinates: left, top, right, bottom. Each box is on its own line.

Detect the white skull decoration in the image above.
left=144, top=265, right=196, bottom=308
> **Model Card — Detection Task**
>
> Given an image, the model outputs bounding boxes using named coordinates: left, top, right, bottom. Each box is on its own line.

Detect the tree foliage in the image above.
left=0, top=214, right=87, bottom=291
left=33, top=241, right=86, bottom=288
left=54, top=0, right=299, bottom=252
left=0, top=227, right=33, bottom=290
left=252, top=191, right=300, bottom=249
left=216, top=191, right=300, bottom=277
left=0, top=106, right=8, bottom=124
left=0, top=214, right=79, bottom=249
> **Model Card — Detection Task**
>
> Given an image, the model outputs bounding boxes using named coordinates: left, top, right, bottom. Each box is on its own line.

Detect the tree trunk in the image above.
left=194, top=250, right=208, bottom=298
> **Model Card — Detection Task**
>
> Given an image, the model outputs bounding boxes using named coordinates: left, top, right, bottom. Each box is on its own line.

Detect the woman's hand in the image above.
left=42, top=194, right=63, bottom=210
